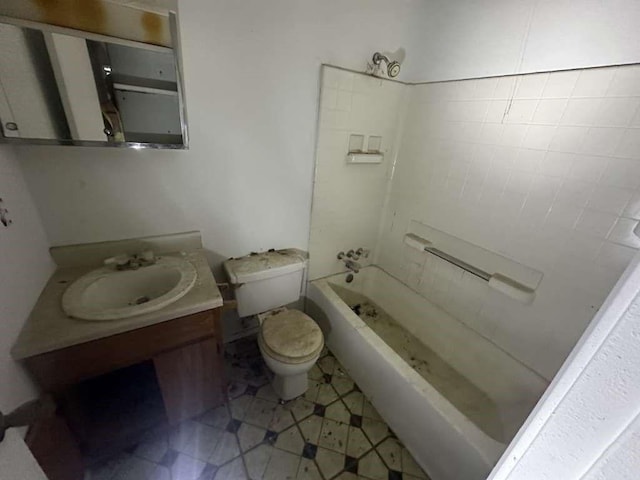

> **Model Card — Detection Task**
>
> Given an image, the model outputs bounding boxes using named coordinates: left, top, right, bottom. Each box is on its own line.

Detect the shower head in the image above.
left=372, top=52, right=401, bottom=78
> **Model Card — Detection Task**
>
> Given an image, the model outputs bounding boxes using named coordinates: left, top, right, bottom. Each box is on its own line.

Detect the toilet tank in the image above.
left=224, top=249, right=307, bottom=317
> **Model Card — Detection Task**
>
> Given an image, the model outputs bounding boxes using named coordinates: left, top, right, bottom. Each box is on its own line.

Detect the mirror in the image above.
left=0, top=13, right=187, bottom=148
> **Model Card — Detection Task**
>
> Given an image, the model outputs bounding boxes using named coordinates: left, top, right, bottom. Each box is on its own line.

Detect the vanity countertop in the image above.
left=11, top=250, right=223, bottom=360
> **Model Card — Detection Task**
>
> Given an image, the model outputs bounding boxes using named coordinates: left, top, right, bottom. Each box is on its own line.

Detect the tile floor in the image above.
left=87, top=337, right=430, bottom=480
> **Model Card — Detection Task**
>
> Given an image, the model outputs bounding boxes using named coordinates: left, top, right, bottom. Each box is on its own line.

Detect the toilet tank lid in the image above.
left=224, top=248, right=307, bottom=284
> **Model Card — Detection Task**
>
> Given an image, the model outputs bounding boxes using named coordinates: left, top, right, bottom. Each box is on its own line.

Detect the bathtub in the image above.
left=306, top=266, right=548, bottom=480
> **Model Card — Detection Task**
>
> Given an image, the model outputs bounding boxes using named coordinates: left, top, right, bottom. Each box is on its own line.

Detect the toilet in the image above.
left=224, top=249, right=324, bottom=400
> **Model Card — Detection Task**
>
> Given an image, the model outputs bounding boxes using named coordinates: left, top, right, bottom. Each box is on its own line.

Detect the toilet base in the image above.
left=272, top=372, right=308, bottom=401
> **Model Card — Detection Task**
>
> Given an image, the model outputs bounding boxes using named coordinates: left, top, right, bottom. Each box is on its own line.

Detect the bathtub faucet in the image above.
left=337, top=251, right=362, bottom=273
left=343, top=259, right=361, bottom=273
left=337, top=247, right=370, bottom=261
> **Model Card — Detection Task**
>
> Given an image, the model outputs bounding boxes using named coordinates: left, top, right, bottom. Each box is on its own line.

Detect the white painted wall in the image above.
left=0, top=146, right=57, bottom=480
left=0, top=145, right=54, bottom=411
left=16, top=0, right=420, bottom=266
left=309, top=67, right=407, bottom=280
left=407, top=0, right=640, bottom=82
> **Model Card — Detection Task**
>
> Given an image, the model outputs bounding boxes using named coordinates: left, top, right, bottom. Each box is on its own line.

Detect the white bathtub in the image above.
left=306, top=266, right=548, bottom=480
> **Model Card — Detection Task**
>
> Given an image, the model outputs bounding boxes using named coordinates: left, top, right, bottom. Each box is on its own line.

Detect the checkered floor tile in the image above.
left=86, top=336, right=430, bottom=480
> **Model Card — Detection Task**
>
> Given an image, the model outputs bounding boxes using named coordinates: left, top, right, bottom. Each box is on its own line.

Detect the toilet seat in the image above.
left=259, top=309, right=323, bottom=365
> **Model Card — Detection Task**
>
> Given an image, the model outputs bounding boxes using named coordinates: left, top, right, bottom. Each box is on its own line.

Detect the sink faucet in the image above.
left=104, top=250, right=156, bottom=270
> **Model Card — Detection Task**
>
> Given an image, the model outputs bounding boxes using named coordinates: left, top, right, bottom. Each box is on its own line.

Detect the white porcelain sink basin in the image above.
left=62, top=256, right=197, bottom=321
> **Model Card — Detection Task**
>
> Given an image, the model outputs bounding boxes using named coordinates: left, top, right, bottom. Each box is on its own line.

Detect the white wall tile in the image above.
left=560, top=98, right=602, bottom=126
left=567, top=155, right=607, bottom=183
left=582, top=127, right=624, bottom=156
left=480, top=122, right=505, bottom=144
left=574, top=209, right=617, bottom=238
left=309, top=67, right=407, bottom=280
left=336, top=90, right=352, bottom=111
left=550, top=126, right=588, bottom=153
left=314, top=64, right=640, bottom=381
left=515, top=148, right=545, bottom=172
left=596, top=242, right=636, bottom=272
left=453, top=79, right=479, bottom=100
left=337, top=72, right=354, bottom=91
left=595, top=98, right=640, bottom=127
left=321, top=88, right=338, bottom=110
left=540, top=152, right=575, bottom=177
left=373, top=64, right=640, bottom=381
left=572, top=68, right=616, bottom=97
left=543, top=70, right=580, bottom=98
left=494, top=76, right=518, bottom=99
left=500, top=124, right=528, bottom=146
left=600, top=158, right=640, bottom=189
left=522, top=125, right=556, bottom=150
left=623, top=193, right=640, bottom=220
left=544, top=202, right=582, bottom=227
left=506, top=100, right=539, bottom=123
left=533, top=99, right=567, bottom=124
left=630, top=106, right=640, bottom=127
left=606, top=65, right=640, bottom=97
left=485, top=100, right=509, bottom=122
left=514, top=73, right=549, bottom=99
left=505, top=170, right=534, bottom=194
left=474, top=77, right=499, bottom=99
left=322, top=68, right=341, bottom=89
left=587, top=186, right=633, bottom=215
left=615, top=129, right=640, bottom=159
left=556, top=179, right=594, bottom=207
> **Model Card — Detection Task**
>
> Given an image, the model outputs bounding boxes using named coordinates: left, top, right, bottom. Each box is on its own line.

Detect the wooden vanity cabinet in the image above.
left=23, top=308, right=226, bottom=426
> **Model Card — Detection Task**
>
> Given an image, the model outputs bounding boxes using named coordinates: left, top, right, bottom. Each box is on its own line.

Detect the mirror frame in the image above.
left=0, top=12, right=188, bottom=150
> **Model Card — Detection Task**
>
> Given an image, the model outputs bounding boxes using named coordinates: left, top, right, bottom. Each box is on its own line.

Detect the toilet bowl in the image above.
left=257, top=308, right=324, bottom=400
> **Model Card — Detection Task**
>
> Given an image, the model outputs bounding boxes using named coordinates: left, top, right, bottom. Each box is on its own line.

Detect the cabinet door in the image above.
left=154, top=337, right=225, bottom=425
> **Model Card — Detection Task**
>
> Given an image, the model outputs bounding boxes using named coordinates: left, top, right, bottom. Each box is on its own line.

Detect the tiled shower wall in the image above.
left=377, top=64, right=640, bottom=380
left=308, top=67, right=407, bottom=280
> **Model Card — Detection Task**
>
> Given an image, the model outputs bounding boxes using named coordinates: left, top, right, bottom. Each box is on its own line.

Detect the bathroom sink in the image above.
left=62, top=256, right=197, bottom=321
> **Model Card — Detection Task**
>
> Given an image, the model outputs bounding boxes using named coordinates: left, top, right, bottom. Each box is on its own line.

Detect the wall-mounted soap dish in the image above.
left=346, top=152, right=383, bottom=164
left=346, top=134, right=384, bottom=164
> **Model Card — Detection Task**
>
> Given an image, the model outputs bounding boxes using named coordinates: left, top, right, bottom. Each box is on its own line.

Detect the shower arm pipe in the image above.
left=423, top=246, right=491, bottom=282
left=372, top=52, right=389, bottom=65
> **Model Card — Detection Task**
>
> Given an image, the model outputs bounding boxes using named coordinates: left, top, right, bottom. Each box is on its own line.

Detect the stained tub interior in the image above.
left=329, top=283, right=506, bottom=444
